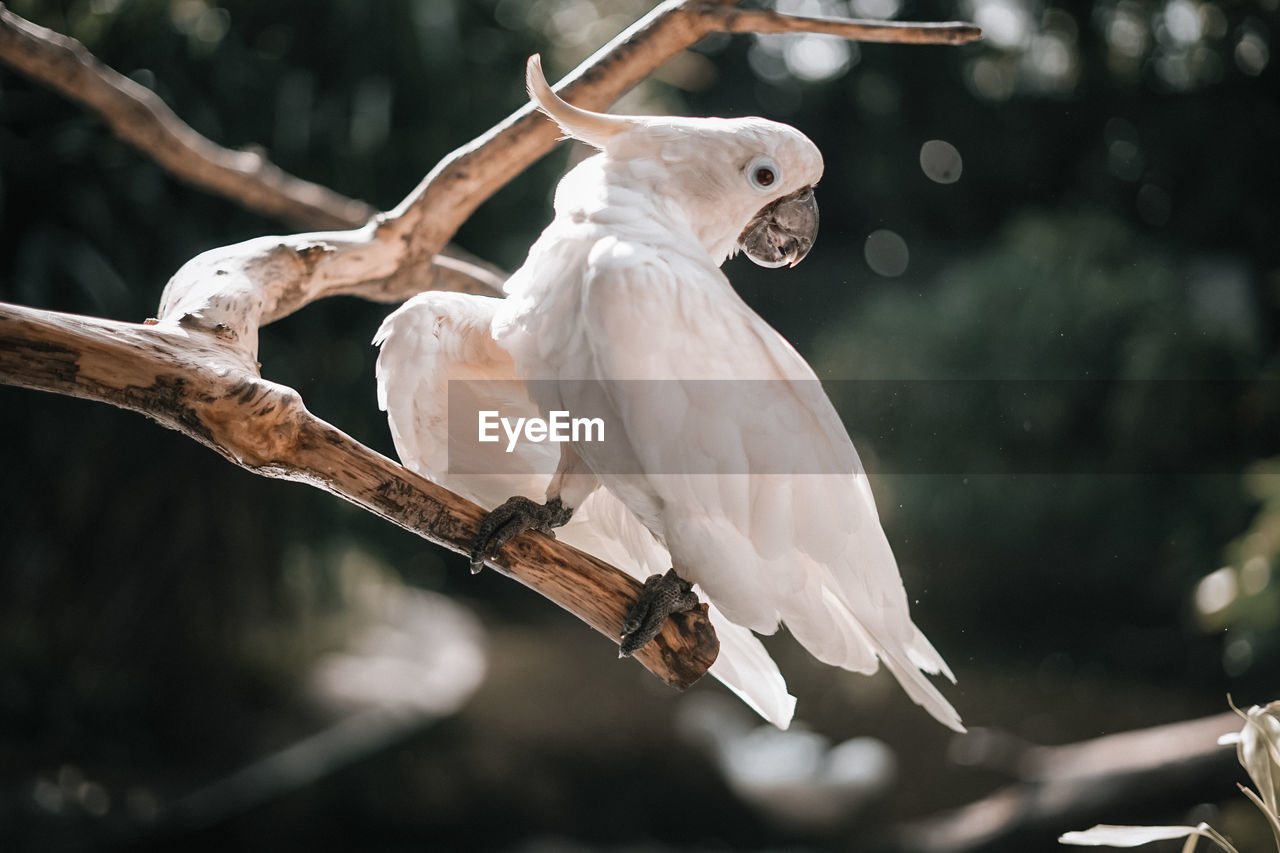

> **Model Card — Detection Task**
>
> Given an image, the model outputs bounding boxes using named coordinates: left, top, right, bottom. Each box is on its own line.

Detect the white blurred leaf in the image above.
left=1059, top=824, right=1202, bottom=846
left=1060, top=823, right=1240, bottom=852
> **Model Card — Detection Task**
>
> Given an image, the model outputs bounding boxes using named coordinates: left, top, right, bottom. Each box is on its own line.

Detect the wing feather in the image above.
left=375, top=292, right=551, bottom=507
left=578, top=245, right=962, bottom=731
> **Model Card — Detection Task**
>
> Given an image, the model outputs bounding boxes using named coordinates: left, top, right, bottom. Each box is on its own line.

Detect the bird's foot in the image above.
left=470, top=496, right=574, bottom=573
left=619, top=568, right=700, bottom=657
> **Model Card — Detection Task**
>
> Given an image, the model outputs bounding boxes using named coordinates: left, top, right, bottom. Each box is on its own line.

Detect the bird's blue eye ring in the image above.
left=746, top=156, right=781, bottom=192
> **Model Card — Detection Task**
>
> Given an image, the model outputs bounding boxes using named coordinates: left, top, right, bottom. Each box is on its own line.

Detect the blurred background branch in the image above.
left=893, top=712, right=1239, bottom=852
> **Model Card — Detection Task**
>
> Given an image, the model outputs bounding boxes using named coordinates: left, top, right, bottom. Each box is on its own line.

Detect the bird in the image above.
left=374, top=55, right=962, bottom=732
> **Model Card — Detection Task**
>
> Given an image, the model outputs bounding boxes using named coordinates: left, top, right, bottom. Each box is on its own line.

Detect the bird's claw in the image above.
left=469, top=496, right=573, bottom=573
left=619, top=568, right=699, bottom=657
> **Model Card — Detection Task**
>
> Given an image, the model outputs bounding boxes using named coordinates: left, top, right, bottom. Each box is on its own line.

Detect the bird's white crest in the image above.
left=526, top=54, right=636, bottom=149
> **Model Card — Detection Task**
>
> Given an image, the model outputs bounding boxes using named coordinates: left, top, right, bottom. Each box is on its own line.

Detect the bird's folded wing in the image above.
left=580, top=248, right=962, bottom=731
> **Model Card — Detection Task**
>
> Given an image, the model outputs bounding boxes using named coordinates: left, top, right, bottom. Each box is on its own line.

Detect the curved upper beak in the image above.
left=737, top=187, right=819, bottom=269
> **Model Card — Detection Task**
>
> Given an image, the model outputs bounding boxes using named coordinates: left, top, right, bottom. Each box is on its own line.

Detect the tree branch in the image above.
left=703, top=6, right=983, bottom=43
left=890, top=713, right=1240, bottom=852
left=0, top=301, right=718, bottom=689
left=0, top=3, right=506, bottom=297
left=0, top=3, right=368, bottom=230
left=149, top=0, right=980, bottom=351
left=0, top=2, right=980, bottom=691
left=391, top=0, right=982, bottom=264
left=0, top=0, right=981, bottom=344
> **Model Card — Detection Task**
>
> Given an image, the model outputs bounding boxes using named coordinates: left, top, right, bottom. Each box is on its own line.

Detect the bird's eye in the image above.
left=746, top=156, right=781, bottom=192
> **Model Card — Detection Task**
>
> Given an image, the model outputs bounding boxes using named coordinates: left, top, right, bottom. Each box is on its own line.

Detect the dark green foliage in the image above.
left=814, top=209, right=1268, bottom=680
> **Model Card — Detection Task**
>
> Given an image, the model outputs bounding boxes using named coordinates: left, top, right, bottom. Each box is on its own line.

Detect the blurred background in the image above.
left=1, top=0, right=1278, bottom=850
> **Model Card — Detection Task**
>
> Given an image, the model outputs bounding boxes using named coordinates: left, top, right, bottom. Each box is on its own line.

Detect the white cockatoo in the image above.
left=374, top=56, right=962, bottom=732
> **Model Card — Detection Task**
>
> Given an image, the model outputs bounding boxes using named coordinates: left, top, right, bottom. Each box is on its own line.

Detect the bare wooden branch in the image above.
left=0, top=3, right=506, bottom=297
left=0, top=3, right=370, bottom=230
left=0, top=1, right=980, bottom=693
left=703, top=6, right=983, bottom=44
left=150, top=0, right=981, bottom=351
left=890, top=713, right=1240, bottom=853
left=392, top=0, right=983, bottom=264
left=0, top=0, right=980, bottom=343
left=0, top=301, right=719, bottom=689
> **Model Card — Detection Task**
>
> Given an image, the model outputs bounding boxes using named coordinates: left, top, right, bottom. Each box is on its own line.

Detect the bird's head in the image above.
left=526, top=55, right=822, bottom=268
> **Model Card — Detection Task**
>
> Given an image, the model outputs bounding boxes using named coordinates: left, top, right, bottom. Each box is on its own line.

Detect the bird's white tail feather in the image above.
left=878, top=644, right=966, bottom=733
left=780, top=583, right=880, bottom=675
left=906, top=626, right=956, bottom=683
left=781, top=564, right=963, bottom=732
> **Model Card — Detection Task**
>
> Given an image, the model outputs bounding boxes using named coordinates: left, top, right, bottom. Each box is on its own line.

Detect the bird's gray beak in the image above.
left=737, top=187, right=819, bottom=269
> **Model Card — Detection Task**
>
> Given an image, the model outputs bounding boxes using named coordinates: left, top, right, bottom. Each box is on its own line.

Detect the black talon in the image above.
left=619, top=568, right=700, bottom=657
left=470, top=496, right=573, bottom=573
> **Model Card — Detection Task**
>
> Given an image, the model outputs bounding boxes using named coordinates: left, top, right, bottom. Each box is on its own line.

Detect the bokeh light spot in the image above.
left=864, top=230, right=909, bottom=277
left=1163, top=0, right=1201, bottom=44
left=1241, top=555, right=1271, bottom=595
left=968, top=0, right=1032, bottom=48
left=1108, top=139, right=1143, bottom=180
left=851, top=0, right=901, bottom=19
left=967, top=57, right=1016, bottom=100
left=1030, top=32, right=1077, bottom=87
left=1106, top=4, right=1149, bottom=58
left=1236, top=30, right=1270, bottom=76
left=784, top=34, right=855, bottom=83
left=1224, top=634, right=1253, bottom=676
left=1105, top=119, right=1145, bottom=181
left=1194, top=566, right=1237, bottom=615
left=920, top=139, right=963, bottom=184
